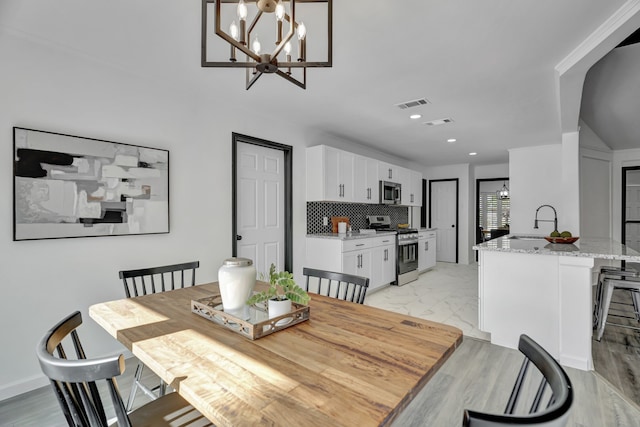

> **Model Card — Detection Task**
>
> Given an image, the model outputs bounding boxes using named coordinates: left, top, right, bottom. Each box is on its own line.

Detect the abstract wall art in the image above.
left=13, top=127, right=169, bottom=241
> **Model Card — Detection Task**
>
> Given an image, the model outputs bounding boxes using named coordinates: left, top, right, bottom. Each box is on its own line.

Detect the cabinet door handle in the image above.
left=384, top=249, right=388, bottom=261
left=367, top=188, right=371, bottom=199
left=356, top=243, right=364, bottom=247
left=382, top=240, right=389, bottom=243
left=426, top=241, right=429, bottom=251
left=411, top=194, right=414, bottom=203
left=388, top=168, right=392, bottom=179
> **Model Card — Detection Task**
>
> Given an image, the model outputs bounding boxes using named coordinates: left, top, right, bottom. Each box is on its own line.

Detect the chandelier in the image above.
left=497, top=181, right=509, bottom=200
left=201, top=0, right=332, bottom=90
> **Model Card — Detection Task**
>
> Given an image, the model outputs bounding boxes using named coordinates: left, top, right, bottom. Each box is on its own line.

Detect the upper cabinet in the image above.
left=354, top=155, right=379, bottom=203
left=409, top=170, right=423, bottom=207
left=307, top=145, right=422, bottom=206
left=306, top=145, right=354, bottom=202
left=378, top=161, right=402, bottom=182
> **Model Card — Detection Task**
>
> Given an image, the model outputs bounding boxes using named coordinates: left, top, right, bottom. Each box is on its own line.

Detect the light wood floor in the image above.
left=593, top=287, right=640, bottom=407
left=2, top=338, right=640, bottom=426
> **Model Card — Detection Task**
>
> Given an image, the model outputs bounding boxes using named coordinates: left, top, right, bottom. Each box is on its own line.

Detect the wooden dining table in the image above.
left=89, top=282, right=463, bottom=427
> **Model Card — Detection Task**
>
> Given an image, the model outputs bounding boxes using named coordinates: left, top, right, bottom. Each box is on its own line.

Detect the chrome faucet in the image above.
left=534, top=204, right=558, bottom=232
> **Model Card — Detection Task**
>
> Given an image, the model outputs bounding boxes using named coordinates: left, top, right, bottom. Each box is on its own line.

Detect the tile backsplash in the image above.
left=307, top=202, right=408, bottom=234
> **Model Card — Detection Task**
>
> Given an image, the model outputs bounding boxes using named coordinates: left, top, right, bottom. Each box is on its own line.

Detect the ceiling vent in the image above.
left=423, top=118, right=454, bottom=126
left=395, top=98, right=430, bottom=109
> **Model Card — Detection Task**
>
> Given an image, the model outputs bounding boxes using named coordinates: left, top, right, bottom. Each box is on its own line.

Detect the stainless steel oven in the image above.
left=397, top=231, right=419, bottom=286
left=380, top=181, right=401, bottom=205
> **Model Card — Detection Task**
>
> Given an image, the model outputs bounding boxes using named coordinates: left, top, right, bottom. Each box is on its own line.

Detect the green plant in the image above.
left=246, top=264, right=310, bottom=306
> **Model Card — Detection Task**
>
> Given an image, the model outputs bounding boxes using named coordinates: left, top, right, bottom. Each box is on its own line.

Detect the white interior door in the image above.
left=431, top=180, right=457, bottom=263
left=236, top=142, right=285, bottom=277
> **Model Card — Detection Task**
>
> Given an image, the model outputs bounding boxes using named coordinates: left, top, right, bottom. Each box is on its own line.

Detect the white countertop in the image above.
left=473, top=235, right=640, bottom=261
left=307, top=231, right=397, bottom=240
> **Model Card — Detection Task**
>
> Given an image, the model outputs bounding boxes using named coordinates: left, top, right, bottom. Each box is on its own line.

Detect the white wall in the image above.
left=422, top=164, right=472, bottom=265
left=473, top=163, right=509, bottom=180
left=509, top=145, right=563, bottom=235
left=0, top=28, right=320, bottom=399
left=509, top=140, right=582, bottom=236
left=579, top=121, right=613, bottom=239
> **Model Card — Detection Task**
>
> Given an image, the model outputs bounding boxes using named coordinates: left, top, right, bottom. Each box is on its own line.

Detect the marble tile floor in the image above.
left=365, top=261, right=491, bottom=341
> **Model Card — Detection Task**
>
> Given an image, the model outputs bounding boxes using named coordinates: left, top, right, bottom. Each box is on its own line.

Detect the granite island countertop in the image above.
left=473, top=234, right=640, bottom=261
left=306, top=231, right=397, bottom=240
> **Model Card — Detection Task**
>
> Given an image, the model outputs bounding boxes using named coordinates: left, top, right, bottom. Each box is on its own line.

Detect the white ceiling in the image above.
left=0, top=0, right=631, bottom=166
left=581, top=42, right=640, bottom=150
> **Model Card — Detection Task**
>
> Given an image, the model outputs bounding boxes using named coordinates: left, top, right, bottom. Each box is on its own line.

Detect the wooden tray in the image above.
left=544, top=236, right=579, bottom=244
left=331, top=216, right=349, bottom=233
left=191, top=293, right=310, bottom=340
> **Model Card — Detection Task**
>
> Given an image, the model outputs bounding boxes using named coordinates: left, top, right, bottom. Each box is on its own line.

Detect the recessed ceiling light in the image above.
left=410, top=114, right=422, bottom=120
left=469, top=152, right=477, bottom=156
left=447, top=138, right=457, bottom=143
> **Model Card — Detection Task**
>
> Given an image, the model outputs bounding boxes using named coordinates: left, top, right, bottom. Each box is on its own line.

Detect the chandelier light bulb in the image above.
left=252, top=35, right=261, bottom=54
left=237, top=0, right=248, bottom=21
left=284, top=41, right=292, bottom=55
left=297, top=22, right=307, bottom=40
left=230, top=21, right=239, bottom=40
left=275, top=0, right=285, bottom=21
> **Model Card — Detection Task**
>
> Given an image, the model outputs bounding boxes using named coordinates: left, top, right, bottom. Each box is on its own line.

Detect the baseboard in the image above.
left=0, top=375, right=50, bottom=402
left=0, top=349, right=133, bottom=402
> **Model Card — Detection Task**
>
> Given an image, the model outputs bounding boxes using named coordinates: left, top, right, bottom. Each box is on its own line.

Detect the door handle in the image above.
left=389, top=168, right=392, bottom=179
left=384, top=249, right=388, bottom=261
left=236, top=235, right=242, bottom=241
left=411, top=194, right=414, bottom=203
left=451, top=224, right=455, bottom=228
left=425, top=241, right=428, bottom=251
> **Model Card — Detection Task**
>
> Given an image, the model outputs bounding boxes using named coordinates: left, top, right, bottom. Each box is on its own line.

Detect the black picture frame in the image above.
left=13, top=127, right=170, bottom=241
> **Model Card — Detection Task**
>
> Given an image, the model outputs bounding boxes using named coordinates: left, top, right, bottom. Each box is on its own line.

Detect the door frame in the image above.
left=622, top=166, right=640, bottom=268
left=428, top=178, right=459, bottom=264
left=475, top=177, right=509, bottom=243
left=231, top=133, right=293, bottom=272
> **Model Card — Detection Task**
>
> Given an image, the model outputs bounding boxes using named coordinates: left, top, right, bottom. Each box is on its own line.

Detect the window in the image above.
left=479, top=193, right=510, bottom=230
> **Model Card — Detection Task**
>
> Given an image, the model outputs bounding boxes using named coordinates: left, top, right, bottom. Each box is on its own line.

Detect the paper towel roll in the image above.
left=338, top=222, right=347, bottom=234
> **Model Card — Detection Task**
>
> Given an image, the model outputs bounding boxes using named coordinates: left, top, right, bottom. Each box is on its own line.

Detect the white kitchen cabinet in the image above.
left=418, top=230, right=436, bottom=272
left=306, top=145, right=354, bottom=202
left=343, top=248, right=372, bottom=282
left=307, top=145, right=421, bottom=206
left=306, top=234, right=397, bottom=293
left=371, top=237, right=396, bottom=289
left=354, top=155, right=379, bottom=203
left=401, top=169, right=422, bottom=207
left=378, top=161, right=402, bottom=182
left=409, top=170, right=423, bottom=207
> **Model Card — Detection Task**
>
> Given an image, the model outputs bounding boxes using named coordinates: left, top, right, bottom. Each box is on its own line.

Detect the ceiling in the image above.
left=581, top=42, right=640, bottom=150
left=0, top=0, right=632, bottom=166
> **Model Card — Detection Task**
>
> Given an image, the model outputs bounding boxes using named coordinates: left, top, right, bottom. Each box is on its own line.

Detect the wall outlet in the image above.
left=323, top=217, right=328, bottom=226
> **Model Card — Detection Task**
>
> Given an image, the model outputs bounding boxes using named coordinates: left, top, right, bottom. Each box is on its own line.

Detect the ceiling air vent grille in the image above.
left=423, top=118, right=454, bottom=126
left=395, top=98, right=430, bottom=109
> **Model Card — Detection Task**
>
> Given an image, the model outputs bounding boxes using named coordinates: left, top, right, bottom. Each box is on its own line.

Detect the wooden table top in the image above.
left=89, top=282, right=463, bottom=427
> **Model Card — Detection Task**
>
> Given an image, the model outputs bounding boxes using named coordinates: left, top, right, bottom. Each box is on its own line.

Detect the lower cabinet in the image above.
left=418, top=231, right=437, bottom=272
left=306, top=235, right=397, bottom=293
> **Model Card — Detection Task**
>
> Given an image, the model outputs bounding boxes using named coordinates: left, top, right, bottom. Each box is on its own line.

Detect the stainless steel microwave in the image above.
left=380, top=181, right=401, bottom=204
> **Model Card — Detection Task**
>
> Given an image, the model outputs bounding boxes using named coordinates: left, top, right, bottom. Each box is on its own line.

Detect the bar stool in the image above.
left=593, top=266, right=638, bottom=329
left=595, top=275, right=640, bottom=341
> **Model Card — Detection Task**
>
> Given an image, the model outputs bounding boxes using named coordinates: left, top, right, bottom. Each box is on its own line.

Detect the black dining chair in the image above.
left=36, top=311, right=212, bottom=426
left=463, top=334, right=573, bottom=426
left=302, top=267, right=370, bottom=304
left=119, top=261, right=199, bottom=411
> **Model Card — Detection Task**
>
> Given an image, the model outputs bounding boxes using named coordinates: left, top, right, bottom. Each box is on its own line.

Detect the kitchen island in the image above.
left=473, top=235, right=640, bottom=371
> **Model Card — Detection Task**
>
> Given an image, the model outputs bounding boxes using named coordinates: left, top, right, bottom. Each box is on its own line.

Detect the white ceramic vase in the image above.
left=218, top=257, right=256, bottom=320
left=268, top=298, right=292, bottom=326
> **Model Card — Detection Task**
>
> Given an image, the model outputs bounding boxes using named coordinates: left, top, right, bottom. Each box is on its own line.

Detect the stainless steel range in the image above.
left=366, top=216, right=419, bottom=286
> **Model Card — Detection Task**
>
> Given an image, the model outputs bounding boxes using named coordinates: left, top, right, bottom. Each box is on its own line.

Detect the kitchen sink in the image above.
left=508, top=235, right=546, bottom=240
